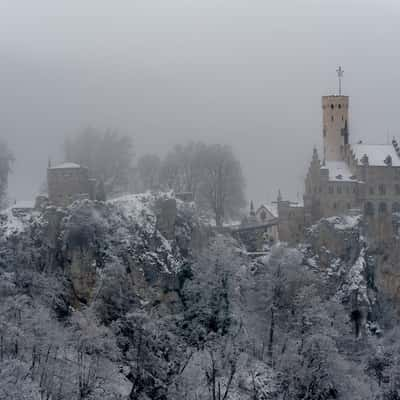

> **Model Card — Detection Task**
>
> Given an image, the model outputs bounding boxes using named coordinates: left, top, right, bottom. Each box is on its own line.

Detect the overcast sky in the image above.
left=1, top=0, right=400, bottom=206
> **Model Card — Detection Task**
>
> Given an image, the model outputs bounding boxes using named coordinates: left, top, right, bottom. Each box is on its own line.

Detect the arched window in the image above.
left=379, top=202, right=388, bottom=214
left=365, top=202, right=375, bottom=217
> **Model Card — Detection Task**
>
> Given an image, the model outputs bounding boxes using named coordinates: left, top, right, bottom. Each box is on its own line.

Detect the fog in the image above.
left=1, top=0, right=400, bottom=206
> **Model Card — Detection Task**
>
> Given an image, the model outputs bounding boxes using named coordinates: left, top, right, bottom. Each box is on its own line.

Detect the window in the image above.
left=331, top=104, right=334, bottom=109
left=331, top=116, right=334, bottom=122
left=337, top=186, right=342, bottom=194
left=329, top=186, right=334, bottom=194
left=369, top=186, right=375, bottom=195
left=379, top=202, right=388, bottom=214
left=333, top=202, right=337, bottom=210
left=338, top=104, right=341, bottom=109
left=379, top=184, right=386, bottom=195
left=393, top=202, right=400, bottom=213
left=395, top=184, right=400, bottom=195
left=347, top=203, right=351, bottom=209
left=365, top=202, right=374, bottom=217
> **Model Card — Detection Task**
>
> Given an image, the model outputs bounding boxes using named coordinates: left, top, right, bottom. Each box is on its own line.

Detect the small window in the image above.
left=379, top=202, right=388, bottom=214
left=331, top=104, right=334, bottom=109
left=365, top=202, right=374, bottom=216
left=338, top=104, right=342, bottom=109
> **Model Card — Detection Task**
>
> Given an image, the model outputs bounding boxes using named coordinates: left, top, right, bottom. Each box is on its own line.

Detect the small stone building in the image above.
left=47, top=162, right=96, bottom=207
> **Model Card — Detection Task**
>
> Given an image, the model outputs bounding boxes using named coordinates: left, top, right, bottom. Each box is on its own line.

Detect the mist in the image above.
left=1, top=0, right=400, bottom=205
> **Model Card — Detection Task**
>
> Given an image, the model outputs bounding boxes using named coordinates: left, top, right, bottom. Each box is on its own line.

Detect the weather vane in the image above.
left=336, top=65, right=344, bottom=95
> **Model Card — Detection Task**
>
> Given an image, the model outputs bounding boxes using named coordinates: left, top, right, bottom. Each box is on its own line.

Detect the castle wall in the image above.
left=277, top=200, right=305, bottom=244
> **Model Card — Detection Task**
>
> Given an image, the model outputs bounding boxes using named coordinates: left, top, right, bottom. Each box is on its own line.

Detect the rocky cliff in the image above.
left=1, top=200, right=400, bottom=399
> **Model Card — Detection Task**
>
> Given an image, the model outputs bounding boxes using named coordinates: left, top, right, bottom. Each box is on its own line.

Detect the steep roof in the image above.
left=351, top=144, right=400, bottom=167
left=256, top=204, right=277, bottom=218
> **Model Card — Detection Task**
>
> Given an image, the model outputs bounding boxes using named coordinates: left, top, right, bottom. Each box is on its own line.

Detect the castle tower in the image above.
left=322, top=67, right=349, bottom=162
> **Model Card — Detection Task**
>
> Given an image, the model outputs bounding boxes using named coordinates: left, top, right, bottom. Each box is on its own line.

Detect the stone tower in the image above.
left=322, top=95, right=349, bottom=162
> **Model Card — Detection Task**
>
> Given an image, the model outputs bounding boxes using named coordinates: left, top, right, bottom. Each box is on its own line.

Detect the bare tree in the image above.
left=198, top=144, right=245, bottom=227
left=136, top=154, right=161, bottom=191
left=64, top=127, right=134, bottom=194
left=160, top=142, right=245, bottom=226
left=0, top=139, right=14, bottom=208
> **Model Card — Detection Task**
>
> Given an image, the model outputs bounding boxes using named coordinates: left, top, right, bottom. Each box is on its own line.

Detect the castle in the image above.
left=278, top=68, right=400, bottom=243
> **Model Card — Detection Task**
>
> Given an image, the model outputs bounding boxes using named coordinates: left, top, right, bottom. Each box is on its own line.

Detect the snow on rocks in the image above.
left=0, top=206, right=43, bottom=239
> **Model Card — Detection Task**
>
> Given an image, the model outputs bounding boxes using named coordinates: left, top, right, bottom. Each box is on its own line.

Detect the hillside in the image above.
left=1, top=194, right=400, bottom=399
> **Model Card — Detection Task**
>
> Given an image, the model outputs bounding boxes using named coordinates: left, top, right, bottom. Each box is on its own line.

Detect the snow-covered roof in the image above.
left=322, top=161, right=357, bottom=182
left=351, top=144, right=400, bottom=167
left=49, top=162, right=82, bottom=170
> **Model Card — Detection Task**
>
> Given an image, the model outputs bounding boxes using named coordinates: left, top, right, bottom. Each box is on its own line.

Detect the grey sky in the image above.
left=1, top=0, right=400, bottom=205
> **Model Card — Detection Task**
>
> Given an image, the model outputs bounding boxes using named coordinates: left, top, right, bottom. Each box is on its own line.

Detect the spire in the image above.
left=250, top=200, right=255, bottom=216
left=277, top=189, right=282, bottom=203
left=312, top=147, right=319, bottom=162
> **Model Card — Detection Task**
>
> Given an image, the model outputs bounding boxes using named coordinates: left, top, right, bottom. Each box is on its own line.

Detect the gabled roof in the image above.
left=351, top=144, right=400, bottom=167
left=256, top=204, right=277, bottom=218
